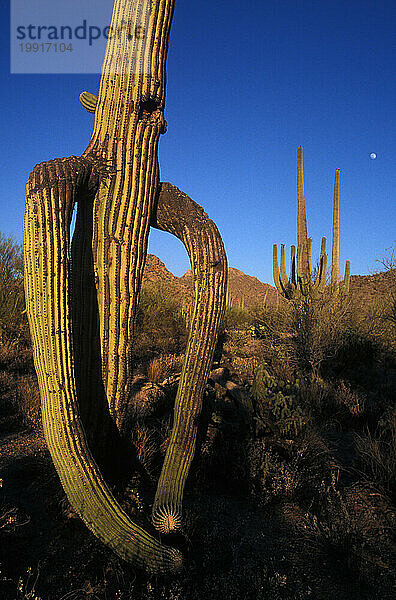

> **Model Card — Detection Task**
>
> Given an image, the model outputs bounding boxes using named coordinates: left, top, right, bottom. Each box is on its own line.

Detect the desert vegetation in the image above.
left=1, top=233, right=395, bottom=599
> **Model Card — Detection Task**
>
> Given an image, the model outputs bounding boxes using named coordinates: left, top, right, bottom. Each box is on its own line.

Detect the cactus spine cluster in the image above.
left=273, top=146, right=350, bottom=299
left=23, top=0, right=227, bottom=570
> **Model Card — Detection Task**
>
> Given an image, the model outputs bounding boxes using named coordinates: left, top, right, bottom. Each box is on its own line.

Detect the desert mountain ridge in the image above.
left=142, top=254, right=278, bottom=307
left=142, top=254, right=395, bottom=308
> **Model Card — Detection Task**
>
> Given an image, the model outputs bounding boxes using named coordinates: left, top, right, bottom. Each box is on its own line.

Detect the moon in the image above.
left=370, top=153, right=377, bottom=160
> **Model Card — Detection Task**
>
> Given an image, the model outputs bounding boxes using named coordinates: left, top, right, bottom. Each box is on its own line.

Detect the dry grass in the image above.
left=130, top=424, right=158, bottom=476
left=14, top=376, right=41, bottom=431
left=146, top=357, right=164, bottom=384
left=353, top=415, right=396, bottom=499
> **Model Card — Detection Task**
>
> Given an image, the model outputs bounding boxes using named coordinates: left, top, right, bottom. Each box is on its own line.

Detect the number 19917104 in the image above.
left=19, top=43, right=73, bottom=53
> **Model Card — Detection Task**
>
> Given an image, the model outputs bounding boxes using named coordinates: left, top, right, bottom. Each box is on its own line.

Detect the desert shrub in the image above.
left=0, top=345, right=33, bottom=374
left=129, top=423, right=158, bottom=477
left=248, top=428, right=336, bottom=508
left=134, top=281, right=187, bottom=360
left=353, top=408, right=396, bottom=501
left=287, top=290, right=389, bottom=386
left=250, top=364, right=307, bottom=438
left=291, top=294, right=349, bottom=376
left=375, top=246, right=396, bottom=336
left=250, top=302, right=293, bottom=341
left=223, top=304, right=252, bottom=331
left=0, top=233, right=29, bottom=348
left=329, top=328, right=382, bottom=378
left=248, top=304, right=296, bottom=379
left=295, top=485, right=395, bottom=591
left=334, top=380, right=366, bottom=416
left=146, top=356, right=165, bottom=384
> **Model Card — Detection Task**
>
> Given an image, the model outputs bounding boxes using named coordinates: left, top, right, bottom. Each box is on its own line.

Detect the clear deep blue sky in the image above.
left=1, top=0, right=395, bottom=283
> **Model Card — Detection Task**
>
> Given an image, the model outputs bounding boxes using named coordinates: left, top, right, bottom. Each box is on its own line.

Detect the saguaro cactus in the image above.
left=273, top=146, right=349, bottom=299
left=331, top=168, right=350, bottom=294
left=24, top=0, right=227, bottom=570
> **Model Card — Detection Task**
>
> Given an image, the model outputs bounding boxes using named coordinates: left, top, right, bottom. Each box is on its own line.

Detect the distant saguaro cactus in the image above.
left=273, top=146, right=350, bottom=299
left=23, top=0, right=227, bottom=571
left=331, top=168, right=351, bottom=295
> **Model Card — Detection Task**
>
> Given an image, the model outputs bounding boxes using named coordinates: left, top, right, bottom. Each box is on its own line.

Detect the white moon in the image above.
left=370, top=153, right=377, bottom=159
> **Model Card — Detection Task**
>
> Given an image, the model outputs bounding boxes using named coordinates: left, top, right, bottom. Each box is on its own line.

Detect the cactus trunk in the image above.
left=82, top=0, right=173, bottom=425
left=24, top=0, right=228, bottom=569
left=331, top=168, right=340, bottom=294
left=297, top=146, right=311, bottom=292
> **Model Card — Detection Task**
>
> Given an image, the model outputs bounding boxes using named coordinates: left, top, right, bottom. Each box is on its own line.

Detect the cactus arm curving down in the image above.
left=150, top=183, right=227, bottom=533
left=23, top=157, right=182, bottom=572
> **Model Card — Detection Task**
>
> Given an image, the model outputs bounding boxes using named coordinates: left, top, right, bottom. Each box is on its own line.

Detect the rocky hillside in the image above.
left=143, top=254, right=280, bottom=308
left=142, top=254, right=396, bottom=310
left=349, top=269, right=396, bottom=300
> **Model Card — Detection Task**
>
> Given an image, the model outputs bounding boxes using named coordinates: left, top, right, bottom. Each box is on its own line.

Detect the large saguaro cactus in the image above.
left=23, top=0, right=227, bottom=571
left=331, top=167, right=351, bottom=295
left=273, top=146, right=350, bottom=299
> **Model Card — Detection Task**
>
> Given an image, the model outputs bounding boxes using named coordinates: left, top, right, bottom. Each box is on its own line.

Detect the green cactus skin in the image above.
left=273, top=237, right=326, bottom=300
left=273, top=147, right=350, bottom=300
left=290, top=245, right=296, bottom=286
left=150, top=183, right=227, bottom=533
left=23, top=157, right=182, bottom=573
left=313, top=237, right=327, bottom=294
left=24, top=0, right=227, bottom=567
left=23, top=0, right=225, bottom=571
left=83, top=0, right=173, bottom=425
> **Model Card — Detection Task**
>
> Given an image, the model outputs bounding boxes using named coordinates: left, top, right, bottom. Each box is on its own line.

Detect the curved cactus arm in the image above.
left=149, top=182, right=227, bottom=533
left=23, top=158, right=182, bottom=573
left=273, top=244, right=284, bottom=295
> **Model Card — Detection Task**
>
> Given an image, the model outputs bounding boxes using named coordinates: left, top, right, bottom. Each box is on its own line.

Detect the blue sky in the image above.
left=1, top=0, right=395, bottom=283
